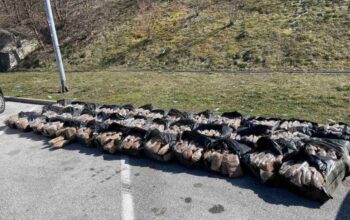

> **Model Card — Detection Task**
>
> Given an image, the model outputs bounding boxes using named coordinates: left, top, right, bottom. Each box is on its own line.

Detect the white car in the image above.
left=0, top=87, right=5, bottom=113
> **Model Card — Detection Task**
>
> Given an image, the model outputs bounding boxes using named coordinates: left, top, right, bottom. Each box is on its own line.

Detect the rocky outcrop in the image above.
left=0, top=29, right=38, bottom=72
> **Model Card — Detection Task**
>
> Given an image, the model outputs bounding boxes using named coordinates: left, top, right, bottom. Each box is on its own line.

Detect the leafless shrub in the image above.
left=136, top=0, right=155, bottom=39
left=137, top=0, right=153, bottom=12
left=228, top=0, right=245, bottom=25
left=0, top=0, right=98, bottom=47
left=192, top=0, right=212, bottom=16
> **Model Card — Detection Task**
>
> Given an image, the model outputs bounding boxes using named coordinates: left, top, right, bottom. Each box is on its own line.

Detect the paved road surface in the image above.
left=0, top=102, right=350, bottom=220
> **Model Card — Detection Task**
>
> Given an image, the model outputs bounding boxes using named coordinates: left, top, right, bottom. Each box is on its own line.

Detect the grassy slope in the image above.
left=1, top=71, right=350, bottom=124
left=50, top=0, right=350, bottom=71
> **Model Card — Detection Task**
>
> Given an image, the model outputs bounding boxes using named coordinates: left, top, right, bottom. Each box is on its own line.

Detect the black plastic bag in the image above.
left=313, top=124, right=350, bottom=141
left=167, top=109, right=192, bottom=121
left=278, top=119, right=317, bottom=136
left=144, top=118, right=169, bottom=132
left=236, top=124, right=272, bottom=136
left=76, top=120, right=99, bottom=147
left=80, top=103, right=99, bottom=116
left=257, top=136, right=304, bottom=157
left=96, top=112, right=126, bottom=121
left=50, top=100, right=86, bottom=116
left=119, top=127, right=148, bottom=156
left=41, top=121, right=65, bottom=138
left=302, top=138, right=349, bottom=158
left=243, top=117, right=281, bottom=132
left=138, top=104, right=153, bottom=111
left=191, top=110, right=212, bottom=124
left=202, top=139, right=250, bottom=178
left=144, top=129, right=178, bottom=162
left=242, top=136, right=303, bottom=185
left=94, top=122, right=129, bottom=154
left=62, top=106, right=84, bottom=116
left=223, top=139, right=252, bottom=159
left=133, top=104, right=155, bottom=118
left=29, top=115, right=48, bottom=134
left=42, top=103, right=65, bottom=114
left=168, top=119, right=197, bottom=134
left=120, top=116, right=147, bottom=128
left=279, top=149, right=347, bottom=202
left=54, top=119, right=81, bottom=141
left=195, top=124, right=232, bottom=139
left=173, top=131, right=212, bottom=168
left=150, top=109, right=167, bottom=115
left=231, top=124, right=273, bottom=148
left=301, top=137, right=350, bottom=175
left=121, top=104, right=135, bottom=111
left=4, top=111, right=42, bottom=131
left=140, top=108, right=167, bottom=119
left=212, top=111, right=243, bottom=130
left=14, top=111, right=43, bottom=131
left=98, top=104, right=120, bottom=110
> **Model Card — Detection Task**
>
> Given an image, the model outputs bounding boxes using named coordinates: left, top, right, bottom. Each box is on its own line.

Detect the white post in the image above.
left=44, top=0, right=68, bottom=93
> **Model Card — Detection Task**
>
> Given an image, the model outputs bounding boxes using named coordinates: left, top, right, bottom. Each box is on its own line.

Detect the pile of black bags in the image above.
left=5, top=100, right=350, bottom=202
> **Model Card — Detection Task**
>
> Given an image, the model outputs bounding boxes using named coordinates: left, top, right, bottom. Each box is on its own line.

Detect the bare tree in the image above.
left=192, top=0, right=212, bottom=16
left=0, top=0, right=45, bottom=47
left=136, top=0, right=154, bottom=39
left=0, top=0, right=98, bottom=47
left=228, top=0, right=245, bottom=25
left=20, top=0, right=46, bottom=48
left=137, top=0, right=153, bottom=12
left=0, top=0, right=10, bottom=15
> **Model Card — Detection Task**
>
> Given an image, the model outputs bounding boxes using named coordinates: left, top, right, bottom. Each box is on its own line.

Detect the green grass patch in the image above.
left=1, top=71, right=350, bottom=124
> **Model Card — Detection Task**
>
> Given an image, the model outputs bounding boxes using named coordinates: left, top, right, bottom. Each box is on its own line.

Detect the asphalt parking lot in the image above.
left=1, top=101, right=350, bottom=220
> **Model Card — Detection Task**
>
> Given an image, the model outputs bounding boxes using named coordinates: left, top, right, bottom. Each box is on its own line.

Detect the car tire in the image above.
left=0, top=92, right=5, bottom=113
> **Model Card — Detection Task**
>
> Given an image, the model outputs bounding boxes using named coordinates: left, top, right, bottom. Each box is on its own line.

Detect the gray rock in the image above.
left=0, top=29, right=38, bottom=72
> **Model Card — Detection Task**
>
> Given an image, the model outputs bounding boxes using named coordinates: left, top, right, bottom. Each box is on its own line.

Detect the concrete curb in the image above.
left=5, top=96, right=56, bottom=105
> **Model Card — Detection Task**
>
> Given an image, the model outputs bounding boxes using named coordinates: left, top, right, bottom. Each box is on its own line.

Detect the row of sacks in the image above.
left=5, top=109, right=249, bottom=176
left=38, top=100, right=350, bottom=142
left=4, top=100, right=350, bottom=202
left=41, top=100, right=243, bottom=130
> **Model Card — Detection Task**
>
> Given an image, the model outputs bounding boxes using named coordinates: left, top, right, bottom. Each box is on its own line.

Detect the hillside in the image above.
left=8, top=0, right=350, bottom=71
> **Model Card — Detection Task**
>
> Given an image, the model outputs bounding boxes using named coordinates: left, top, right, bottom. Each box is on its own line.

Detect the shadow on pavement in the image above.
left=336, top=190, right=350, bottom=220
left=4, top=127, right=323, bottom=209
left=125, top=154, right=322, bottom=208
left=4, top=127, right=50, bottom=144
